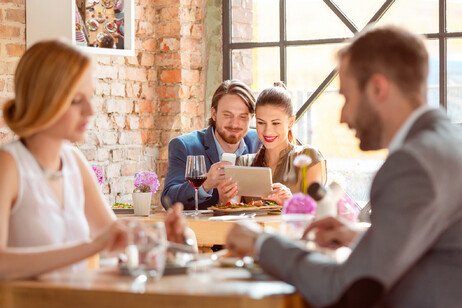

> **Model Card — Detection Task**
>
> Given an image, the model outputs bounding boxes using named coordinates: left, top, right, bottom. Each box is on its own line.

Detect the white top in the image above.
left=2, top=141, right=90, bottom=272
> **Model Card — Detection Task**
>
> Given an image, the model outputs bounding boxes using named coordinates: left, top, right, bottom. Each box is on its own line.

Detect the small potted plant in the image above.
left=281, top=193, right=316, bottom=239
left=132, top=171, right=160, bottom=216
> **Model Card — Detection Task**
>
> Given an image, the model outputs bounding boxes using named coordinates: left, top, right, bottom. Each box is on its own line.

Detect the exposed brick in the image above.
left=106, top=163, right=121, bottom=178
left=179, top=38, right=200, bottom=52
left=139, top=115, right=154, bottom=129
left=141, top=84, right=155, bottom=99
left=137, top=21, right=154, bottom=36
left=6, top=9, right=25, bottom=23
left=111, top=148, right=125, bottom=162
left=140, top=130, right=159, bottom=144
left=95, top=65, right=118, bottom=79
left=136, top=100, right=155, bottom=113
left=159, top=7, right=179, bottom=21
left=119, top=131, right=143, bottom=145
left=127, top=148, right=144, bottom=161
left=126, top=67, right=147, bottom=81
left=112, top=115, right=126, bottom=128
left=139, top=52, right=154, bottom=66
left=159, top=38, right=180, bottom=51
left=127, top=116, right=139, bottom=129
left=182, top=69, right=200, bottom=83
left=80, top=148, right=97, bottom=161
left=160, top=69, right=181, bottom=83
left=160, top=100, right=180, bottom=114
left=141, top=38, right=157, bottom=51
left=157, top=85, right=179, bottom=99
left=125, top=82, right=141, bottom=98
left=110, top=82, right=126, bottom=97
left=97, top=148, right=110, bottom=161
left=155, top=53, right=181, bottom=66
left=101, top=131, right=118, bottom=145
left=0, top=80, right=4, bottom=92
left=144, top=6, right=156, bottom=22
left=0, top=0, right=25, bottom=5
left=106, top=99, right=133, bottom=113
left=0, top=25, right=20, bottom=38
left=157, top=21, right=181, bottom=37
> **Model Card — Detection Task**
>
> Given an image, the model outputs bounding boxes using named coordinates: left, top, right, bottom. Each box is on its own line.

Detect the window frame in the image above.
left=222, top=0, right=462, bottom=123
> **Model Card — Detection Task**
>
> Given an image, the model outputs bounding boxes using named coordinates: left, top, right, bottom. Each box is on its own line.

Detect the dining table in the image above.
left=0, top=267, right=311, bottom=308
left=84, top=0, right=118, bottom=45
left=116, top=210, right=284, bottom=248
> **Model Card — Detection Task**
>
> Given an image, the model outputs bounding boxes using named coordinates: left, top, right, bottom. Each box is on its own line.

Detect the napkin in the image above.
left=208, top=215, right=253, bottom=221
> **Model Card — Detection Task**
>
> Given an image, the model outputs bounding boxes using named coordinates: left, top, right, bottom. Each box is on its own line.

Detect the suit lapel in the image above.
left=204, top=126, right=219, bottom=165
left=404, top=109, right=444, bottom=143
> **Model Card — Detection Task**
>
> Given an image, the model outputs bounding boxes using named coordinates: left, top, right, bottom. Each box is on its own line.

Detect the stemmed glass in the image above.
left=185, top=155, right=207, bottom=216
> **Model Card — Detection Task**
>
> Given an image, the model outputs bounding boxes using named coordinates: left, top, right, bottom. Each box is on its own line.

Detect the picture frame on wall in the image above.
left=26, top=0, right=135, bottom=56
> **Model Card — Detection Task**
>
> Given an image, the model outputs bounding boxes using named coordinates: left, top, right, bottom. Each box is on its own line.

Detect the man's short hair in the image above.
left=338, top=26, right=429, bottom=107
left=208, top=80, right=256, bottom=128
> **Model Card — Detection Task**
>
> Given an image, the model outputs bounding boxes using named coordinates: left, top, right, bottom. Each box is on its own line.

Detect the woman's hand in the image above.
left=217, top=177, right=239, bottom=205
left=263, top=183, right=293, bottom=205
left=96, top=220, right=128, bottom=252
left=164, top=203, right=188, bottom=244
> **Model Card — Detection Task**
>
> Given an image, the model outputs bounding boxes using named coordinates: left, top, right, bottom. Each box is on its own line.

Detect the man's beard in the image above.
left=216, top=126, right=246, bottom=144
left=355, top=95, right=383, bottom=151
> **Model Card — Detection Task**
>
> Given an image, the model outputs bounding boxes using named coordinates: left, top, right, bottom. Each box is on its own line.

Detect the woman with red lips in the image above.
left=0, top=40, right=189, bottom=281
left=218, top=82, right=326, bottom=205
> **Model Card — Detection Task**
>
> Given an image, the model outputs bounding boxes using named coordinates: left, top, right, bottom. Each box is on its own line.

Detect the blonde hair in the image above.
left=3, top=40, right=91, bottom=137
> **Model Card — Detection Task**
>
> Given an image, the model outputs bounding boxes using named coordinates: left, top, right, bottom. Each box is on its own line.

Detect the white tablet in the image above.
left=224, top=166, right=273, bottom=198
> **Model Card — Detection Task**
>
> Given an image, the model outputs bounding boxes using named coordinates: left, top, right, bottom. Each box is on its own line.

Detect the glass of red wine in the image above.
left=185, top=155, right=207, bottom=216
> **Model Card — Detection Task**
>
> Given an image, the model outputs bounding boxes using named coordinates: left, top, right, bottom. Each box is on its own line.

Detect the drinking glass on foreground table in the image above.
left=125, top=221, right=167, bottom=280
left=185, top=155, right=207, bottom=216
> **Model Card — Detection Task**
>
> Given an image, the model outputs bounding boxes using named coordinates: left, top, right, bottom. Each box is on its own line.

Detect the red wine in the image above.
left=186, top=176, right=207, bottom=189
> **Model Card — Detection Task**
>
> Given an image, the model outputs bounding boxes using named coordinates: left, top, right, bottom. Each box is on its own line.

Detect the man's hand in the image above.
left=202, top=161, right=232, bottom=192
left=217, top=177, right=239, bottom=204
left=164, top=203, right=187, bottom=244
left=303, top=216, right=358, bottom=249
left=226, top=222, right=264, bottom=259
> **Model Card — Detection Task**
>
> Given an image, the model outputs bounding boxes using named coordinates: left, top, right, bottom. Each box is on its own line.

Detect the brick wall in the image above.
left=0, top=0, right=207, bottom=207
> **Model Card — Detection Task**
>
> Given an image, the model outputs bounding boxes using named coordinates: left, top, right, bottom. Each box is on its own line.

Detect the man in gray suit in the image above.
left=226, top=26, right=462, bottom=307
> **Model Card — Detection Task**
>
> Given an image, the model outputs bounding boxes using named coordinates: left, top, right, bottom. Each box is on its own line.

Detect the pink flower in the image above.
left=92, top=166, right=104, bottom=185
left=134, top=171, right=160, bottom=194
left=283, top=193, right=316, bottom=215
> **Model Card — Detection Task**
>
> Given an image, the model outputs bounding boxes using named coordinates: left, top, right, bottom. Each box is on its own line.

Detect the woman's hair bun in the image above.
left=273, top=81, right=287, bottom=89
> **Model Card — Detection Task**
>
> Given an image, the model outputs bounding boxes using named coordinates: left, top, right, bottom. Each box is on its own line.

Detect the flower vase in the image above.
left=132, top=192, right=152, bottom=216
left=280, top=213, right=314, bottom=240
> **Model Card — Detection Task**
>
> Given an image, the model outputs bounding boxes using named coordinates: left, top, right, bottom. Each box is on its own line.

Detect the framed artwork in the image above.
left=26, top=0, right=135, bottom=56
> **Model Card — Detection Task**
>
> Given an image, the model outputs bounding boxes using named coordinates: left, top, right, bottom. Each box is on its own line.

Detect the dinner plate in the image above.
left=97, top=32, right=106, bottom=42
left=112, top=208, right=134, bottom=214
left=119, top=264, right=188, bottom=276
left=208, top=205, right=282, bottom=216
left=102, top=0, right=114, bottom=9
left=86, top=19, right=99, bottom=31
left=105, top=22, right=116, bottom=32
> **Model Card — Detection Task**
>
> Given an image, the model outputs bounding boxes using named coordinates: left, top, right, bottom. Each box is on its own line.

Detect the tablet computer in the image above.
left=224, top=166, right=272, bottom=198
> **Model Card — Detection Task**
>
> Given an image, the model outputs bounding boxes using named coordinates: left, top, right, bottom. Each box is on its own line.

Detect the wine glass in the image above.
left=185, top=155, right=207, bottom=216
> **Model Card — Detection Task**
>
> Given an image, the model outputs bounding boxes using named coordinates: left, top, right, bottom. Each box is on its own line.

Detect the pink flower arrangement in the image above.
left=134, top=171, right=160, bottom=194
left=92, top=166, right=103, bottom=185
left=283, top=193, right=316, bottom=215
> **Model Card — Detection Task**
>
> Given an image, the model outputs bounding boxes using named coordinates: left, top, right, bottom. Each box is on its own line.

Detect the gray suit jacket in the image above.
left=259, top=109, right=462, bottom=308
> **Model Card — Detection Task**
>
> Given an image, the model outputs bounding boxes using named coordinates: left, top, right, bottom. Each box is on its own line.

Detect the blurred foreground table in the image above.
left=117, top=212, right=282, bottom=247
left=0, top=267, right=309, bottom=308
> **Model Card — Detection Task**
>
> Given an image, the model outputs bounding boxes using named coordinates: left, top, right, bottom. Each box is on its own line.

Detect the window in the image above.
left=223, top=0, right=462, bottom=206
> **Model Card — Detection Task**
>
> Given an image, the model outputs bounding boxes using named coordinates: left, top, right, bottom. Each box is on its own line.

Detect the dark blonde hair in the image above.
left=256, top=81, right=295, bottom=143
left=3, top=40, right=91, bottom=137
left=208, top=79, right=256, bottom=128
left=338, top=26, right=428, bottom=107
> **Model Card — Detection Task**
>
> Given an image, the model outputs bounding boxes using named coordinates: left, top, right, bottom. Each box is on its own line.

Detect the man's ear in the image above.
left=211, top=107, right=217, bottom=122
left=368, top=73, right=389, bottom=104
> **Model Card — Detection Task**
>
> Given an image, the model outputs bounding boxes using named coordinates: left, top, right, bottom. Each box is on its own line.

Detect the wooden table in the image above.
left=116, top=212, right=283, bottom=247
left=0, top=267, right=309, bottom=308
left=85, top=0, right=118, bottom=45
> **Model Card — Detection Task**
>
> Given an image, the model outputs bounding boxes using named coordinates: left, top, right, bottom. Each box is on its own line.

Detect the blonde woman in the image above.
left=218, top=82, right=326, bottom=205
left=0, top=40, right=186, bottom=281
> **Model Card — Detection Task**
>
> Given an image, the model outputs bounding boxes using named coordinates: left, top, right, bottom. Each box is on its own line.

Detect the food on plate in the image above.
left=112, top=202, right=133, bottom=209
left=75, top=22, right=82, bottom=32
left=102, top=0, right=113, bottom=8
left=97, top=32, right=106, bottom=42
left=86, top=19, right=99, bottom=31
left=105, top=22, right=116, bottom=32
left=208, top=200, right=281, bottom=212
